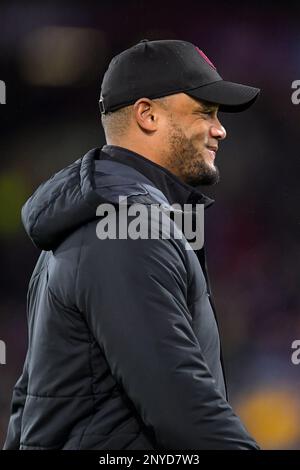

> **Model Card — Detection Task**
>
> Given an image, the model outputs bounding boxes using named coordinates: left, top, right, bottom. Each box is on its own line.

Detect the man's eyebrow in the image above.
left=196, top=103, right=218, bottom=112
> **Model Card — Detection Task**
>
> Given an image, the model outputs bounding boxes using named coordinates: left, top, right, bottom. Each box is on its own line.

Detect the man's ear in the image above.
left=133, top=98, right=158, bottom=132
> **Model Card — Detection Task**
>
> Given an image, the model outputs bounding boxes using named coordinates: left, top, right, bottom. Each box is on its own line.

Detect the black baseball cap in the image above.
left=100, top=39, right=260, bottom=114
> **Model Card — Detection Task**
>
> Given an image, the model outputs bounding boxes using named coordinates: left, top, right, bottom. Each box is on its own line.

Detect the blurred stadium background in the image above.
left=0, top=0, right=300, bottom=449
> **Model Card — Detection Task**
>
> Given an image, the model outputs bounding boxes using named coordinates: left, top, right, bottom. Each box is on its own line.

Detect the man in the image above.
left=4, top=39, right=260, bottom=450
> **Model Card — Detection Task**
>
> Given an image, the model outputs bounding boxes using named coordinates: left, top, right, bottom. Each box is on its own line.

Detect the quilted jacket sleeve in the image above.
left=76, top=221, right=259, bottom=450
left=3, top=356, right=28, bottom=449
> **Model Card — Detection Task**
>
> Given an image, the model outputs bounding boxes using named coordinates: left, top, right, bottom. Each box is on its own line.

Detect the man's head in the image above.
left=100, top=39, right=260, bottom=185
left=101, top=93, right=226, bottom=186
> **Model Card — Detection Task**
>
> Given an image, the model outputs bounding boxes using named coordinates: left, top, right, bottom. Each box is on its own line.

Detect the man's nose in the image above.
left=210, top=121, right=227, bottom=140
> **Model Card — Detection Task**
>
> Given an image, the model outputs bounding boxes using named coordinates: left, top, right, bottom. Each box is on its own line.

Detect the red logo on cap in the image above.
left=195, top=47, right=216, bottom=70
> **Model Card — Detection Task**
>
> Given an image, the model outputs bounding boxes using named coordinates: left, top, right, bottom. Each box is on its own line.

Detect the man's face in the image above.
left=158, top=93, right=227, bottom=186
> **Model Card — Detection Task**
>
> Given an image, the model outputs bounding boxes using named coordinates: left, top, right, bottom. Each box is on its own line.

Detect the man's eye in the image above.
left=193, top=109, right=215, bottom=117
left=203, top=110, right=217, bottom=117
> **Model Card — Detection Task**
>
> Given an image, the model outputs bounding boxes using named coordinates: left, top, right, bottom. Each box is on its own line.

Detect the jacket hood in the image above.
left=22, top=148, right=171, bottom=251
left=22, top=147, right=214, bottom=251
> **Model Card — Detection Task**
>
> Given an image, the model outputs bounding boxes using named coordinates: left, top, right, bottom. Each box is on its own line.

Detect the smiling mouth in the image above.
left=206, top=148, right=217, bottom=160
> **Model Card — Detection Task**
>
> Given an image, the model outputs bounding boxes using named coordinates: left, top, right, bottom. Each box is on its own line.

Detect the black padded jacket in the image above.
left=4, top=146, right=259, bottom=450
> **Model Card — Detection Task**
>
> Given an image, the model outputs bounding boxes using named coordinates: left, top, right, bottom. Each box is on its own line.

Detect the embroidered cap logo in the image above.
left=195, top=47, right=216, bottom=70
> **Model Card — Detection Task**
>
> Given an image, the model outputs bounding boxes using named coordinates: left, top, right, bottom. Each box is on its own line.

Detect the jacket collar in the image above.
left=100, top=145, right=214, bottom=209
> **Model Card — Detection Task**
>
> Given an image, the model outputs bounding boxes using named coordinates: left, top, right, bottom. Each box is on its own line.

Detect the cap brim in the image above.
left=186, top=80, right=260, bottom=112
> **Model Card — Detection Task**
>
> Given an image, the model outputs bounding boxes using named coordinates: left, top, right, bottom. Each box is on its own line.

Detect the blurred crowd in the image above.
left=0, top=0, right=299, bottom=449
